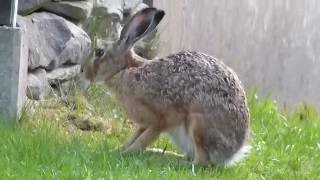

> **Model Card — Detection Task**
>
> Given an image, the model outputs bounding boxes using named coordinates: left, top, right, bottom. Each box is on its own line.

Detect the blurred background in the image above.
left=155, top=1, right=320, bottom=108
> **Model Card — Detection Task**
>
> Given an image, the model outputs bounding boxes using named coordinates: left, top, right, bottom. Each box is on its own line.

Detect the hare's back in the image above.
left=135, top=51, right=246, bottom=110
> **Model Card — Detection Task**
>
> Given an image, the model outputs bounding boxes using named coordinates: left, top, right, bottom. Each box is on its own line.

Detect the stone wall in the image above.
left=18, top=0, right=156, bottom=100
left=155, top=0, right=320, bottom=107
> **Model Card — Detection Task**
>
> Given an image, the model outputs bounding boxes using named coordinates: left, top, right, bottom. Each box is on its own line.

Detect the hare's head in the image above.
left=80, top=8, right=165, bottom=83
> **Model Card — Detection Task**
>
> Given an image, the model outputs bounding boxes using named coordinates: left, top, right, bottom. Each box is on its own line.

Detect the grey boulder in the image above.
left=26, top=69, right=50, bottom=100
left=18, top=0, right=51, bottom=15
left=17, top=12, right=91, bottom=70
left=47, top=65, right=81, bottom=85
left=123, top=0, right=143, bottom=13
left=92, top=0, right=123, bottom=21
left=86, top=0, right=147, bottom=47
left=131, top=2, right=149, bottom=15
left=92, top=0, right=142, bottom=21
left=43, top=1, right=93, bottom=21
left=26, top=65, right=83, bottom=100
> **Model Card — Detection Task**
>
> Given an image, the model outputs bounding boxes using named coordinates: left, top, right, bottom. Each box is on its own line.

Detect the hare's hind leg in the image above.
left=189, top=113, right=210, bottom=165
left=189, top=112, right=245, bottom=165
left=123, top=127, right=161, bottom=153
left=168, top=126, right=194, bottom=160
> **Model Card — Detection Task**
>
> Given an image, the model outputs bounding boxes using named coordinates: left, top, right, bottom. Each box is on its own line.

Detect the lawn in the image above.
left=0, top=85, right=319, bottom=179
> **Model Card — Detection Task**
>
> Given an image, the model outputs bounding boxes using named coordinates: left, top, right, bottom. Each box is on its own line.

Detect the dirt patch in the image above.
left=66, top=113, right=111, bottom=133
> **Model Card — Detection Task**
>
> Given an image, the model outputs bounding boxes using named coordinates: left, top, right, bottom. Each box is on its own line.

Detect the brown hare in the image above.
left=81, top=7, right=250, bottom=165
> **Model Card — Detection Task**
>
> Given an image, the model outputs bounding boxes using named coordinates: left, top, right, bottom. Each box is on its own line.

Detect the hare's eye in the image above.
left=95, top=48, right=105, bottom=57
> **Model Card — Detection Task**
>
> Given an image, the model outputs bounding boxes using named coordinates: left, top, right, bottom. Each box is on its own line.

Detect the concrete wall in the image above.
left=0, top=27, right=28, bottom=120
left=154, top=0, right=320, bottom=107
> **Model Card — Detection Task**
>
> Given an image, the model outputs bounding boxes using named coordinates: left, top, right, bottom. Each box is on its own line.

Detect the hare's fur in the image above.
left=81, top=8, right=250, bottom=165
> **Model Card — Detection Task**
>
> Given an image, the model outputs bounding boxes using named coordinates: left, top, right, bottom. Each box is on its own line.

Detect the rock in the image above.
left=18, top=0, right=50, bottom=15
left=142, top=0, right=153, bottom=6
left=131, top=2, right=149, bottom=15
left=17, top=13, right=91, bottom=70
left=46, top=65, right=81, bottom=85
left=86, top=0, right=147, bottom=47
left=27, top=65, right=82, bottom=100
left=46, top=65, right=82, bottom=97
left=123, top=0, right=143, bottom=13
left=83, top=0, right=125, bottom=46
left=92, top=0, right=142, bottom=21
left=26, top=69, right=50, bottom=100
left=43, top=1, right=93, bottom=21
left=92, top=0, right=123, bottom=21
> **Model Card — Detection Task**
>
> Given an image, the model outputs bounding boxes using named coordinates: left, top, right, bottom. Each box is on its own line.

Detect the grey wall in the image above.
left=154, top=0, right=320, bottom=107
left=0, top=27, right=28, bottom=120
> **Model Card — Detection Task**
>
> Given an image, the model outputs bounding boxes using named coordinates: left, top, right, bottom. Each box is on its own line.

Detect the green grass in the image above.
left=0, top=85, right=319, bottom=179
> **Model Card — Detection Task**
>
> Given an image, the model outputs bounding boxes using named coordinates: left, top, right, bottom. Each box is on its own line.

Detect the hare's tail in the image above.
left=223, top=144, right=251, bottom=166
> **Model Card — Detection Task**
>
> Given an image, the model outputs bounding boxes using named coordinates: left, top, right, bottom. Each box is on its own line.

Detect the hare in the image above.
left=81, top=7, right=250, bottom=165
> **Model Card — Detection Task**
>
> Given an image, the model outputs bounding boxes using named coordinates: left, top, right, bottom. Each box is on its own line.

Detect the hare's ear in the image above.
left=118, top=8, right=165, bottom=53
